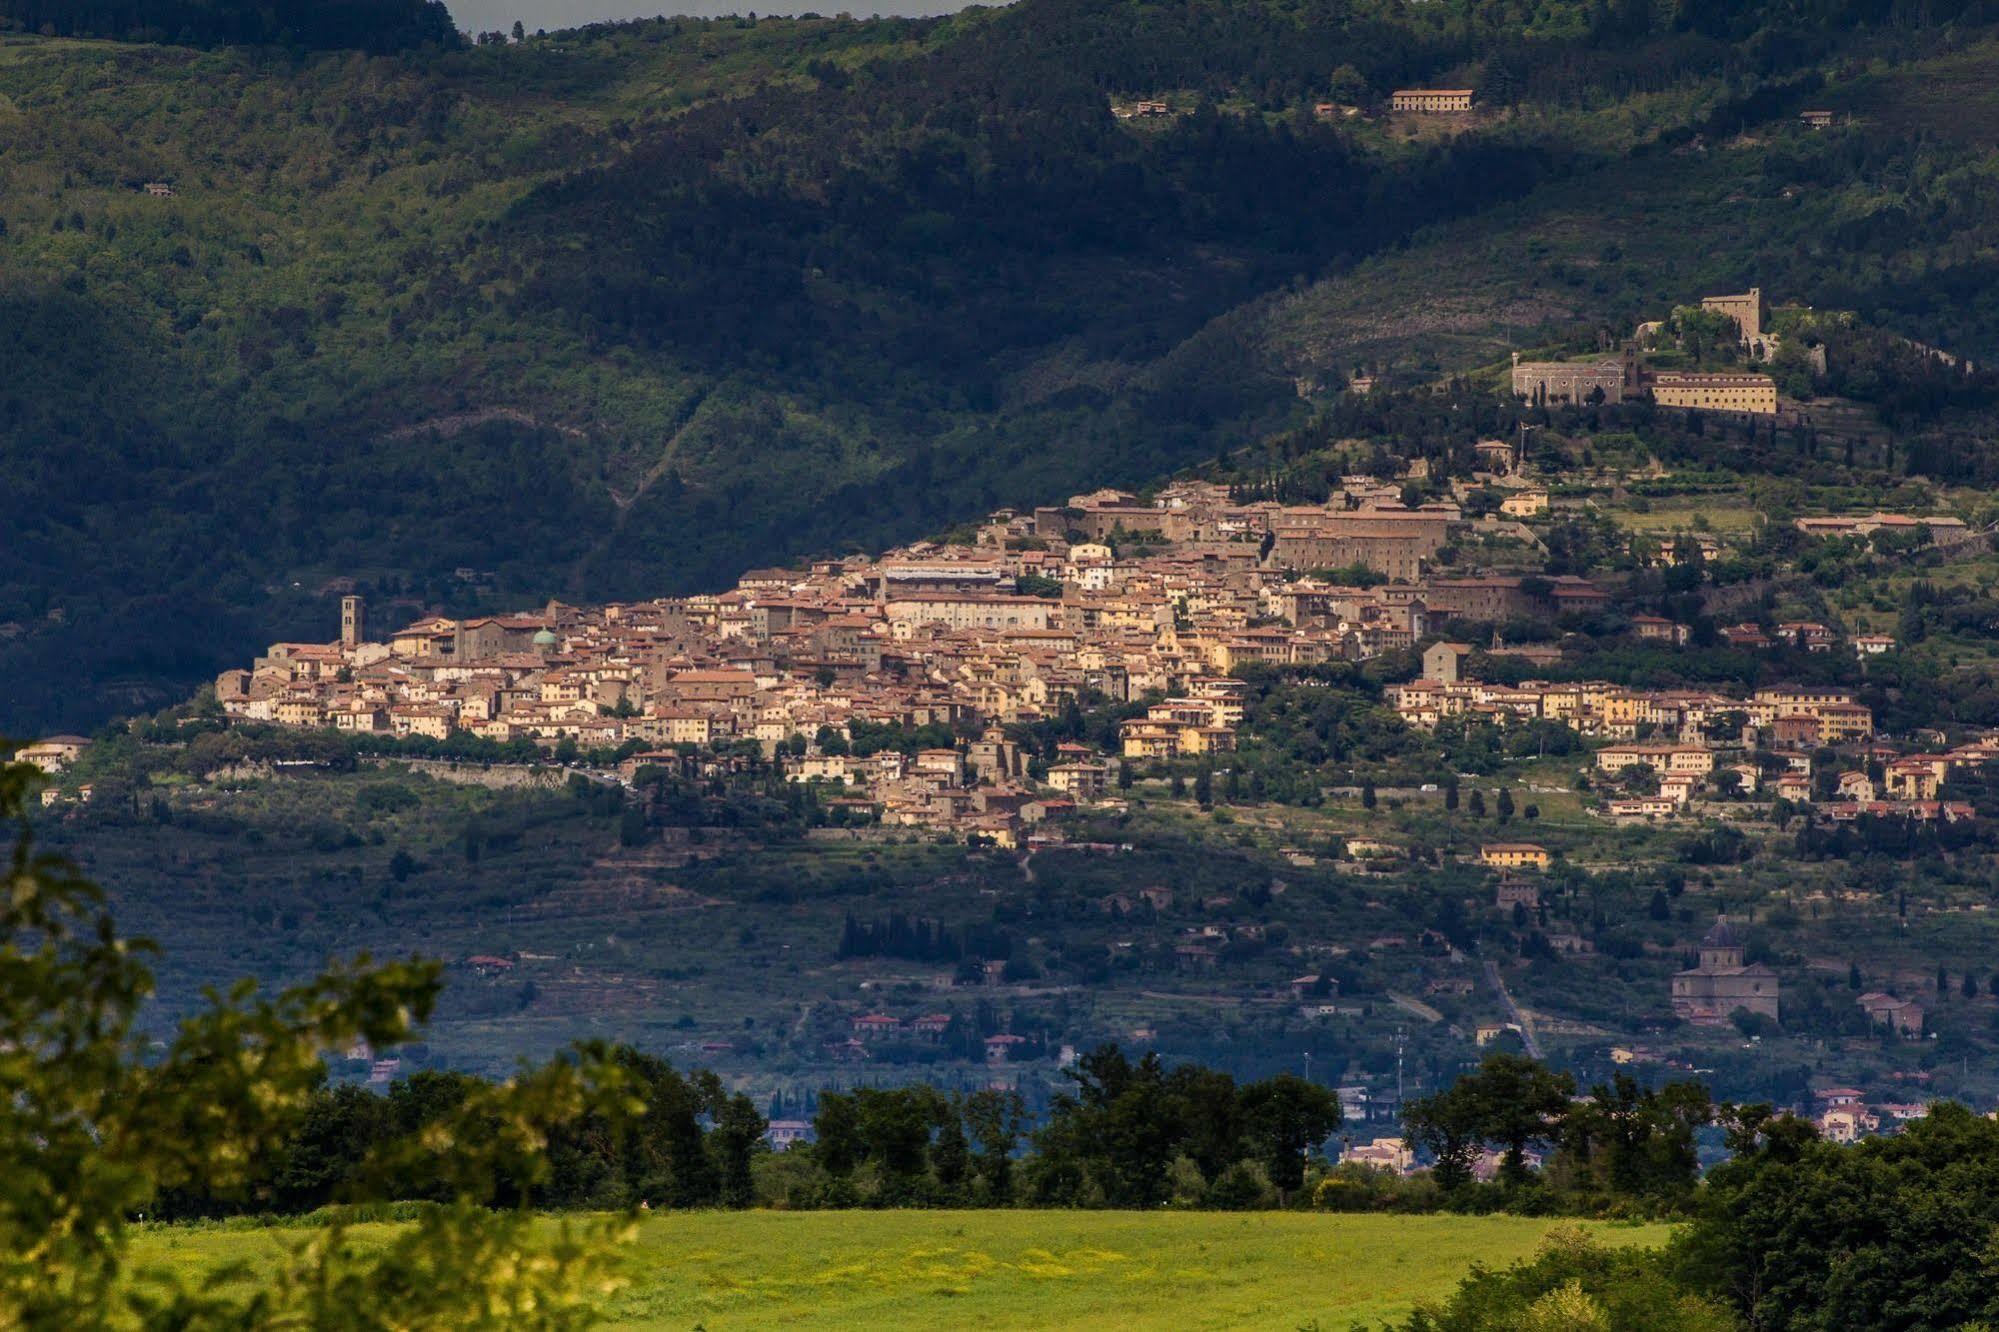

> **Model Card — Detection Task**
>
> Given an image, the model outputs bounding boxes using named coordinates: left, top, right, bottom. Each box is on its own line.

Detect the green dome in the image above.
left=532, top=628, right=558, bottom=648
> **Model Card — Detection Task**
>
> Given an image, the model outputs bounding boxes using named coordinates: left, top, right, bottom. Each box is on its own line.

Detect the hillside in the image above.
left=12, top=0, right=1999, bottom=732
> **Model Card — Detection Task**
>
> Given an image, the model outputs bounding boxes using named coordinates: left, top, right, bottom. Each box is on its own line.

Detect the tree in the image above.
left=1497, top=788, right=1515, bottom=823
left=1195, top=767, right=1213, bottom=808
left=1403, top=1227, right=1736, bottom=1331
left=1452, top=1054, right=1574, bottom=1187
left=0, top=759, right=637, bottom=1327
left=511, top=18, right=525, bottom=39
left=1682, top=1102, right=1999, bottom=1331
left=698, top=1074, right=767, bottom=1208
left=1556, top=1074, right=1710, bottom=1206
left=962, top=1089, right=1026, bottom=1204
left=1469, top=789, right=1487, bottom=818
left=931, top=1111, right=971, bottom=1199
left=1445, top=779, right=1460, bottom=811
left=1033, top=1046, right=1184, bottom=1207
left=1362, top=781, right=1377, bottom=810
left=1239, top=1075, right=1340, bottom=1201
left=812, top=1091, right=865, bottom=1179
left=1403, top=1084, right=1484, bottom=1192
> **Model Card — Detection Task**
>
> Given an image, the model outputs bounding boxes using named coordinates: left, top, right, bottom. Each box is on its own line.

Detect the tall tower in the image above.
left=340, top=595, right=365, bottom=648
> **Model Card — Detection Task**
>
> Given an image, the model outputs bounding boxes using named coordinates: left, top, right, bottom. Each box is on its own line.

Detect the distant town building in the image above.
left=1793, top=512, right=1967, bottom=542
left=1480, top=842, right=1550, bottom=871
left=16, top=735, right=89, bottom=773
left=1858, top=991, right=1925, bottom=1035
left=1672, top=916, right=1779, bottom=1025
left=340, top=595, right=366, bottom=648
left=1696, top=287, right=1785, bottom=360
left=1510, top=354, right=1625, bottom=406
left=1341, top=1136, right=1415, bottom=1173
left=1391, top=89, right=1475, bottom=113
left=1651, top=370, right=1778, bottom=415
left=1422, top=641, right=1472, bottom=684
left=766, top=1119, right=814, bottom=1149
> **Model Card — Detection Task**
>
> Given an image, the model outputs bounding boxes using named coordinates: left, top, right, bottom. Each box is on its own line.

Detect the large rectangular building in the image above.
left=1511, top=356, right=1626, bottom=406
left=1267, top=509, right=1454, bottom=579
left=1652, top=371, right=1778, bottom=415
left=1392, top=89, right=1475, bottom=112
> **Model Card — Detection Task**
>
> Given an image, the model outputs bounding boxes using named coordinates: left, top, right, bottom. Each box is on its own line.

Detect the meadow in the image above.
left=131, top=1210, right=1672, bottom=1330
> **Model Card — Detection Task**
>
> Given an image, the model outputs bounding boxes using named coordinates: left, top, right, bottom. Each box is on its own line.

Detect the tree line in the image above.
left=141, top=1045, right=1727, bottom=1223
left=0, top=0, right=460, bottom=51
left=836, top=911, right=1016, bottom=965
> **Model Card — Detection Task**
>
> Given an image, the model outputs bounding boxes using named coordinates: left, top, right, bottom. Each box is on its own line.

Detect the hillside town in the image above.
left=218, top=474, right=1561, bottom=848
left=196, top=425, right=1994, bottom=856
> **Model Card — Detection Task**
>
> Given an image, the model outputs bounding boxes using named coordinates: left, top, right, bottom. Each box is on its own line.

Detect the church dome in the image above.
left=1700, top=915, right=1741, bottom=949
left=532, top=628, right=558, bottom=649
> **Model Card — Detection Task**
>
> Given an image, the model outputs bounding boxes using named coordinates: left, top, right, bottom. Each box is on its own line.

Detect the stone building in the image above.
left=1672, top=916, right=1779, bottom=1025
left=1699, top=287, right=1775, bottom=357
left=1510, top=355, right=1625, bottom=406
left=1267, top=510, right=1453, bottom=580
left=340, top=595, right=366, bottom=648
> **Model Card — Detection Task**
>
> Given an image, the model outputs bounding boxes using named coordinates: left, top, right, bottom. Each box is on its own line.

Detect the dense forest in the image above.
left=0, top=0, right=458, bottom=50
left=10, top=0, right=1999, bottom=731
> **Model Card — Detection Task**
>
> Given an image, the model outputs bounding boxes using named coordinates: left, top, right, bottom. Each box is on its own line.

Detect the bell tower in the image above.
left=340, top=595, right=365, bottom=648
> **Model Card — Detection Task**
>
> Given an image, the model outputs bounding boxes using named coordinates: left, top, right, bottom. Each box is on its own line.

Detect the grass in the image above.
left=130, top=1210, right=1673, bottom=1330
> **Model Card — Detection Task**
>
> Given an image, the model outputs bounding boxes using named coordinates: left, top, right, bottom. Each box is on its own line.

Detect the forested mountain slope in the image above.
left=6, top=0, right=1999, bottom=731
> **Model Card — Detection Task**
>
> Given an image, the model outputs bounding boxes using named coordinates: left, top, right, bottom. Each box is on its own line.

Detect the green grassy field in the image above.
left=131, top=1210, right=1671, bottom=1330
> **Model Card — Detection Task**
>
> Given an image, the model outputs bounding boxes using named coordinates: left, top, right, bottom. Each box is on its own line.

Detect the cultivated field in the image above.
left=131, top=1210, right=1672, bottom=1329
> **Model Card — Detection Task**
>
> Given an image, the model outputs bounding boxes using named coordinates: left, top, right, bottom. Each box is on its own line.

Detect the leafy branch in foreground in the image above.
left=0, top=757, right=638, bottom=1329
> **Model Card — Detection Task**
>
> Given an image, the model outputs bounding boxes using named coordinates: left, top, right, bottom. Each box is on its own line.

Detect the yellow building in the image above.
left=1120, top=721, right=1182, bottom=760
left=1392, top=88, right=1475, bottom=112
left=1652, top=371, right=1778, bottom=415
left=1480, top=842, right=1551, bottom=871
left=1596, top=744, right=1715, bottom=776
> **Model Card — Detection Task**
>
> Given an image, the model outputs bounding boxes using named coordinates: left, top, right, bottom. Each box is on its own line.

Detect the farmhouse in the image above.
left=1480, top=842, right=1551, bottom=871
